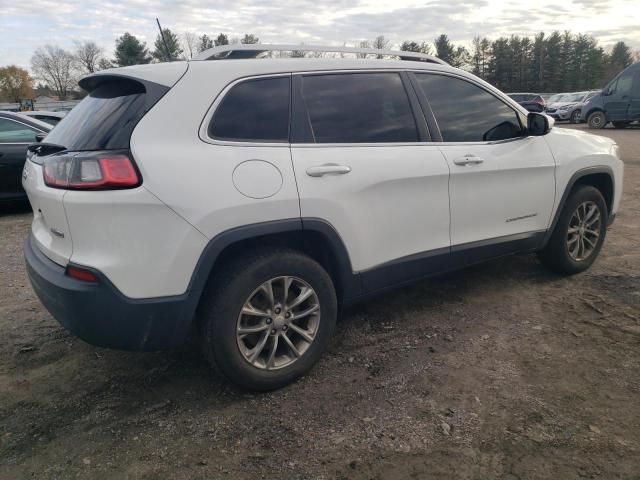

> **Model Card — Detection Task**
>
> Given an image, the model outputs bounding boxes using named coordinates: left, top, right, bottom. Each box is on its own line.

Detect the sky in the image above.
left=1, top=0, right=639, bottom=68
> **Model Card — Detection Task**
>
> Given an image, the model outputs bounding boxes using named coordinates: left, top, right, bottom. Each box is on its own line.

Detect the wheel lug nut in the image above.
left=271, top=329, right=277, bottom=335
left=275, top=307, right=281, bottom=314
left=285, top=312, right=291, bottom=318
left=266, top=318, right=272, bottom=324
left=283, top=325, right=288, bottom=331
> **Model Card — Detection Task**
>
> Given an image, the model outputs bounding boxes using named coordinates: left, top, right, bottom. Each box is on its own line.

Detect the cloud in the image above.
left=0, top=0, right=638, bottom=68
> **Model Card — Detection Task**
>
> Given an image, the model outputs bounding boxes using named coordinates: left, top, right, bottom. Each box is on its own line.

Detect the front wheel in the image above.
left=587, top=111, right=606, bottom=129
left=570, top=110, right=581, bottom=124
left=538, top=185, right=608, bottom=275
left=200, top=249, right=337, bottom=391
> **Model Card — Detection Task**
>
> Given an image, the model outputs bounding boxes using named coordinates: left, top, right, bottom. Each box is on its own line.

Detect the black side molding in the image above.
left=542, top=166, right=614, bottom=247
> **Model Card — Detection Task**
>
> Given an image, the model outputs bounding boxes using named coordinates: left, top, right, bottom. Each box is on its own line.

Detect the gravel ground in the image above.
left=1, top=124, right=639, bottom=479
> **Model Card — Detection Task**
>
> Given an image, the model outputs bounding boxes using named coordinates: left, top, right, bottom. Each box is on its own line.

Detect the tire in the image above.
left=538, top=185, right=608, bottom=275
left=200, top=249, right=337, bottom=391
left=612, top=121, right=629, bottom=129
left=570, top=110, right=581, bottom=124
left=587, top=111, right=606, bottom=129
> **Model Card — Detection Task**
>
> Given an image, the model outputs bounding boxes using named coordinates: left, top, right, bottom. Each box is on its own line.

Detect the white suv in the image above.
left=23, top=45, right=623, bottom=390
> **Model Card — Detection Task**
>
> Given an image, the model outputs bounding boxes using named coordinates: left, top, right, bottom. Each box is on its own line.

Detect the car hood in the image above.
left=544, top=122, right=615, bottom=155
left=548, top=102, right=578, bottom=109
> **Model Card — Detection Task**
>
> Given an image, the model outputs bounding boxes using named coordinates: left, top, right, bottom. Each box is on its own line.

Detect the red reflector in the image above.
left=66, top=266, right=97, bottom=282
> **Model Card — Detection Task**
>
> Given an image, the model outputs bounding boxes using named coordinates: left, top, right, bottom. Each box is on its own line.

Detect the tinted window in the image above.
left=35, top=116, right=61, bottom=126
left=612, top=73, right=633, bottom=96
left=210, top=76, right=290, bottom=142
left=0, top=118, right=38, bottom=143
left=44, top=80, right=151, bottom=151
left=301, top=73, right=418, bottom=143
left=417, top=74, right=523, bottom=142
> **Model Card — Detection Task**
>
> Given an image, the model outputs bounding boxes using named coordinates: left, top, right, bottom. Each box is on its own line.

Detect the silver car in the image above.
left=545, top=91, right=599, bottom=123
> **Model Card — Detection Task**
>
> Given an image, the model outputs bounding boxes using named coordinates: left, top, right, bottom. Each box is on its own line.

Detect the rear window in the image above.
left=209, top=76, right=291, bottom=142
left=44, top=80, right=152, bottom=151
left=300, top=73, right=418, bottom=143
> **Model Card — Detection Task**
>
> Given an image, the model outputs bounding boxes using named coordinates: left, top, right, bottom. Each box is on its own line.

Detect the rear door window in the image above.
left=209, top=76, right=290, bottom=142
left=44, top=80, right=155, bottom=151
left=0, top=118, right=39, bottom=143
left=300, top=73, right=418, bottom=143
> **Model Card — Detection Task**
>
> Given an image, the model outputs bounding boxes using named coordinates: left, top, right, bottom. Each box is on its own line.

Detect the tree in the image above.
left=0, top=66, right=33, bottom=101
left=198, top=34, right=214, bottom=52
left=370, top=35, right=389, bottom=58
left=607, top=41, right=633, bottom=79
left=98, top=58, right=113, bottom=70
left=182, top=32, right=197, bottom=59
left=214, top=33, right=229, bottom=46
left=73, top=40, right=104, bottom=74
left=434, top=34, right=455, bottom=64
left=114, top=33, right=151, bottom=66
left=241, top=34, right=259, bottom=44
left=31, top=45, right=76, bottom=100
left=400, top=41, right=432, bottom=54
left=153, top=28, right=183, bottom=61
left=471, top=36, right=491, bottom=79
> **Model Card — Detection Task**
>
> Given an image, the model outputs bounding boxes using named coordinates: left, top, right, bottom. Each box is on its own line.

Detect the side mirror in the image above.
left=527, top=112, right=550, bottom=136
left=35, top=133, right=46, bottom=143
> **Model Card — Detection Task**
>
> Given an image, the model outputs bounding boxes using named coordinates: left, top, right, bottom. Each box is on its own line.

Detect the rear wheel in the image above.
left=587, top=111, right=606, bottom=129
left=570, top=110, right=581, bottom=124
left=612, top=121, right=630, bottom=129
left=200, top=249, right=337, bottom=391
left=538, top=185, right=608, bottom=275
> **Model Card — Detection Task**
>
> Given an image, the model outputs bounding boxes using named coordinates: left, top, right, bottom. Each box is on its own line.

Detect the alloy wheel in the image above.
left=236, top=276, right=320, bottom=370
left=567, top=201, right=601, bottom=261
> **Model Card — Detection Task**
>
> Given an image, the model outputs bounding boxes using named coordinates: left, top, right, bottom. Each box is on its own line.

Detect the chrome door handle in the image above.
left=454, top=155, right=484, bottom=166
left=306, top=163, right=352, bottom=177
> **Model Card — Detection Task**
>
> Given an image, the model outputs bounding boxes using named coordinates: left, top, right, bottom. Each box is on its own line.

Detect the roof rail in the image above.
left=192, top=44, right=448, bottom=65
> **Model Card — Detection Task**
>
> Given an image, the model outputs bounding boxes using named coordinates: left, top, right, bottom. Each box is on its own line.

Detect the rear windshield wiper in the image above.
left=27, top=142, right=67, bottom=156
left=27, top=142, right=68, bottom=165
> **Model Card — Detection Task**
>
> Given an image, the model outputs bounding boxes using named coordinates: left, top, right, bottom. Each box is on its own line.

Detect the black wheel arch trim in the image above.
left=542, top=165, right=614, bottom=247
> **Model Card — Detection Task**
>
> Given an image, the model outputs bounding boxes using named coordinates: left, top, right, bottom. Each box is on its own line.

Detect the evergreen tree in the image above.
left=214, top=33, right=229, bottom=46
left=114, top=32, right=151, bottom=67
left=434, top=34, right=455, bottom=64
left=153, top=28, right=183, bottom=62
left=197, top=34, right=214, bottom=53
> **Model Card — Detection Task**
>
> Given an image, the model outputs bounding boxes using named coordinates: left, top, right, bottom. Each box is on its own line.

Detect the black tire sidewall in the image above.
left=547, top=186, right=608, bottom=274
left=204, top=251, right=337, bottom=391
left=571, top=110, right=580, bottom=124
left=588, top=112, right=606, bottom=129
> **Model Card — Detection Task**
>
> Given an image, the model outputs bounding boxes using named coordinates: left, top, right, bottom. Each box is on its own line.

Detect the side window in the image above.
left=209, top=76, right=290, bottom=142
left=611, top=73, right=633, bottom=96
left=0, top=118, right=39, bottom=143
left=300, top=73, right=418, bottom=143
left=415, top=74, right=523, bottom=142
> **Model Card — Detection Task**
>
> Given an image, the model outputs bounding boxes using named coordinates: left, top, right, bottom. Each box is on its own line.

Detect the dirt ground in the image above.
left=1, top=124, right=639, bottom=480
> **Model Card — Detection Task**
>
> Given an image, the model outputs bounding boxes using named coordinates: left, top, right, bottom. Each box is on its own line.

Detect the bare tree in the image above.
left=356, top=40, right=370, bottom=58
left=182, top=32, right=198, bottom=59
left=31, top=45, right=76, bottom=99
left=372, top=35, right=390, bottom=58
left=73, top=40, right=103, bottom=73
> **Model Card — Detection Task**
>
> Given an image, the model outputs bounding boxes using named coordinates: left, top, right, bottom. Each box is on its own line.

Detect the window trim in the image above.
left=290, top=69, right=429, bottom=146
left=200, top=73, right=292, bottom=147
left=409, top=71, right=529, bottom=145
left=0, top=117, right=45, bottom=145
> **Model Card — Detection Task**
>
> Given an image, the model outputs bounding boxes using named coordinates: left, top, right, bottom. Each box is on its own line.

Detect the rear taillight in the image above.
left=43, top=151, right=140, bottom=190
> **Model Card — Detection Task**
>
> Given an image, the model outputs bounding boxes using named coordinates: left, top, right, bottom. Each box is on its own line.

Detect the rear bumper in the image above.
left=24, top=234, right=197, bottom=351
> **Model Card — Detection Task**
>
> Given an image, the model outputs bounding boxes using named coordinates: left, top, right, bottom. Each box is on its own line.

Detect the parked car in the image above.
left=23, top=44, right=623, bottom=390
left=506, top=93, right=546, bottom=112
left=546, top=91, right=600, bottom=123
left=583, top=62, right=640, bottom=129
left=545, top=93, right=568, bottom=104
left=19, top=110, right=66, bottom=126
left=0, top=112, right=50, bottom=203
